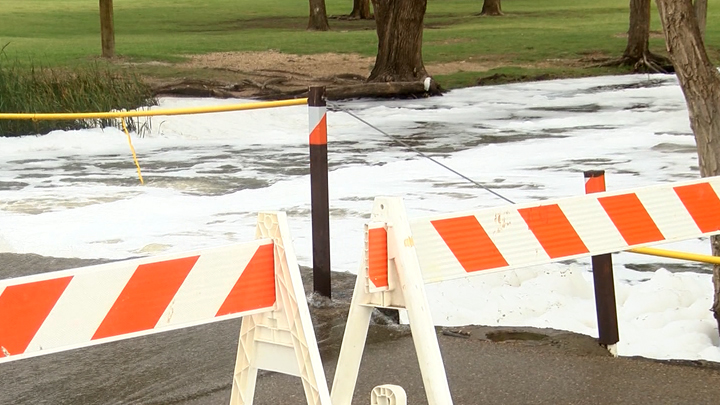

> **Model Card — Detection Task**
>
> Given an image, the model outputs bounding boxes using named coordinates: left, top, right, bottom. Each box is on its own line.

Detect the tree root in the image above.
left=329, top=14, right=375, bottom=20
left=151, top=77, right=442, bottom=101
left=152, top=79, right=236, bottom=98
left=327, top=80, right=442, bottom=100
left=596, top=52, right=674, bottom=74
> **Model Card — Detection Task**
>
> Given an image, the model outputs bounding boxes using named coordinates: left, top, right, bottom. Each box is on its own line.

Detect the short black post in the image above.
left=584, top=170, right=620, bottom=348
left=308, top=86, right=331, bottom=298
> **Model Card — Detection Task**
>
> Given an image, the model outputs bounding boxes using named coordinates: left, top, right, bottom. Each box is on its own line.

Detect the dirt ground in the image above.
left=145, top=50, right=601, bottom=100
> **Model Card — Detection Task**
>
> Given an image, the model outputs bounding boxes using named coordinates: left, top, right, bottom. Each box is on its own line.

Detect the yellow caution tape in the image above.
left=0, top=97, right=308, bottom=185
left=121, top=119, right=144, bottom=185
left=0, top=98, right=308, bottom=120
left=628, top=247, right=720, bottom=265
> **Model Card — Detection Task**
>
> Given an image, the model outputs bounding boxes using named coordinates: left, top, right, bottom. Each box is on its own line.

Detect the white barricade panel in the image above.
left=409, top=176, right=720, bottom=284
left=0, top=240, right=275, bottom=362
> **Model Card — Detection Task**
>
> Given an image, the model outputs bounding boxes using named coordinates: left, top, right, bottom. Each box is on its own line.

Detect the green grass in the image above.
left=0, top=54, right=155, bottom=136
left=1, top=0, right=720, bottom=92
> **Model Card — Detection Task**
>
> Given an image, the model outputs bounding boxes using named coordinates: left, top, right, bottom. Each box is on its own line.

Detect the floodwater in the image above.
left=1, top=74, right=719, bottom=404
left=0, top=73, right=700, bottom=269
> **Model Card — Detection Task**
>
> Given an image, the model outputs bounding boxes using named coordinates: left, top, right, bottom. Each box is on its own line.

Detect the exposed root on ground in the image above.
left=596, top=52, right=674, bottom=74
left=329, top=14, right=375, bottom=20
left=151, top=74, right=441, bottom=101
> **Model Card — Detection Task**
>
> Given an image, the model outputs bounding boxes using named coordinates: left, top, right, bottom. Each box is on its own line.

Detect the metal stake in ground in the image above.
left=584, top=170, right=620, bottom=353
left=309, top=86, right=331, bottom=298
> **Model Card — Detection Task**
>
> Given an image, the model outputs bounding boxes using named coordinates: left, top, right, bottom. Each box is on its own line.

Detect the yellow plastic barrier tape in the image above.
left=120, top=119, right=144, bottom=184
left=0, top=98, right=308, bottom=120
left=628, top=247, right=720, bottom=265
left=0, top=98, right=308, bottom=185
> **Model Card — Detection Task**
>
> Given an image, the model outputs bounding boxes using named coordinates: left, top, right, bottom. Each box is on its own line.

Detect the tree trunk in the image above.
left=624, top=0, right=652, bottom=60
left=481, top=0, right=503, bottom=16
left=695, top=0, right=708, bottom=39
left=350, top=0, right=372, bottom=19
left=617, top=0, right=672, bottom=72
left=99, top=0, right=115, bottom=58
left=656, top=0, right=720, bottom=333
left=308, top=0, right=330, bottom=31
left=368, top=0, right=428, bottom=82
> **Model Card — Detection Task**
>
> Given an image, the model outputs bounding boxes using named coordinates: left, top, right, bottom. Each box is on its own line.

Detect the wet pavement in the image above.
left=2, top=253, right=720, bottom=405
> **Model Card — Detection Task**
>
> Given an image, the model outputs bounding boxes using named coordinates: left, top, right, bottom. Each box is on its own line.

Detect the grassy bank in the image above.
left=0, top=0, right=719, bottom=89
left=0, top=55, right=155, bottom=136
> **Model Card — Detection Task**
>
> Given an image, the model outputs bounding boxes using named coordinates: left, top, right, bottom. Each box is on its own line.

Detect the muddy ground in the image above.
left=140, top=50, right=604, bottom=100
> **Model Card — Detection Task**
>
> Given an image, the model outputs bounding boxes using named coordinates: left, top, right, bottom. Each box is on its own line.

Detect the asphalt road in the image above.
left=2, top=253, right=720, bottom=405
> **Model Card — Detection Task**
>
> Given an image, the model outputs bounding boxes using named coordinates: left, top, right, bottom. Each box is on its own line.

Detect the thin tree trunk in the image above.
left=656, top=0, right=720, bottom=332
left=99, top=0, right=115, bottom=58
left=350, top=0, right=372, bottom=19
left=695, top=0, right=708, bottom=39
left=308, top=0, right=330, bottom=31
left=368, top=0, right=428, bottom=82
left=481, top=0, right=503, bottom=16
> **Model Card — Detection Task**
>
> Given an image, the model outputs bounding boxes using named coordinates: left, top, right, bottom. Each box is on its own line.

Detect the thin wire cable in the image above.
left=330, top=104, right=515, bottom=204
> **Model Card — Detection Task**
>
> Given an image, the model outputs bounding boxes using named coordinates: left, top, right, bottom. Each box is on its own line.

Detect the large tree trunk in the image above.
left=350, top=0, right=372, bottom=19
left=368, top=0, right=428, bottom=82
left=308, top=0, right=330, bottom=31
left=622, top=0, right=671, bottom=71
left=695, top=0, right=707, bottom=39
left=481, top=0, right=503, bottom=16
left=656, top=0, right=720, bottom=333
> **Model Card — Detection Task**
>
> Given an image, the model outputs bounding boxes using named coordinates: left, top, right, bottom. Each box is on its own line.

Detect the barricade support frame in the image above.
left=230, top=211, right=332, bottom=405
left=330, top=197, right=453, bottom=405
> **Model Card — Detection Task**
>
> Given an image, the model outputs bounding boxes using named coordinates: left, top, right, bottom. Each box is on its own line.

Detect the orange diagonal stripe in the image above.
left=584, top=175, right=606, bottom=194
left=518, top=204, right=589, bottom=259
left=217, top=243, right=276, bottom=316
left=0, top=277, right=73, bottom=355
left=598, top=193, right=665, bottom=245
left=309, top=114, right=327, bottom=145
left=674, top=183, right=720, bottom=233
left=432, top=215, right=508, bottom=272
left=92, top=256, right=198, bottom=340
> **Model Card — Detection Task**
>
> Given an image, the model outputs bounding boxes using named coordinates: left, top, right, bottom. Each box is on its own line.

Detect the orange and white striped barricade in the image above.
left=0, top=212, right=331, bottom=405
left=331, top=176, right=720, bottom=405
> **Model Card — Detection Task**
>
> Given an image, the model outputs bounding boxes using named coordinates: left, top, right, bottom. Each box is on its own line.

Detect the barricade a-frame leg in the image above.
left=330, top=197, right=454, bottom=405
left=230, top=212, right=331, bottom=405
